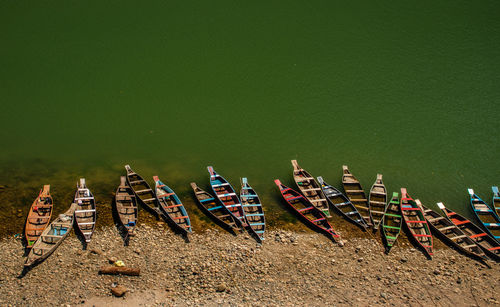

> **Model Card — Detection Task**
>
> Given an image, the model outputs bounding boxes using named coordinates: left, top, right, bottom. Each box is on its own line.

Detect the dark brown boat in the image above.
left=191, top=182, right=242, bottom=233
left=438, top=202, right=500, bottom=262
left=125, top=165, right=161, bottom=217
left=114, top=176, right=138, bottom=240
left=291, top=160, right=330, bottom=217
left=417, top=200, right=486, bottom=261
left=25, top=185, right=53, bottom=249
left=369, top=174, right=387, bottom=230
left=342, top=165, right=372, bottom=227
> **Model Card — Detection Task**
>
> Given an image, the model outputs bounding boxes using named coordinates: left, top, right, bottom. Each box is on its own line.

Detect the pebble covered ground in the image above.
left=0, top=222, right=498, bottom=306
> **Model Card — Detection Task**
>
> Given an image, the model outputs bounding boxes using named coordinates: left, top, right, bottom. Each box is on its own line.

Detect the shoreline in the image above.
left=1, top=225, right=498, bottom=306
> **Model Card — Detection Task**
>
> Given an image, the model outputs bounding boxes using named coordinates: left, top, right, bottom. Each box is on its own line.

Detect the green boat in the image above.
left=381, top=192, right=402, bottom=253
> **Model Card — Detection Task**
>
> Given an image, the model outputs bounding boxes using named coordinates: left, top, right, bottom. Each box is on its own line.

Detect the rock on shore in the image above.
left=0, top=225, right=498, bottom=306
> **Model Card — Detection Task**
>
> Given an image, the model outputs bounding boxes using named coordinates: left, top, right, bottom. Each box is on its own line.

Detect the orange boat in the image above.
left=24, top=185, right=53, bottom=248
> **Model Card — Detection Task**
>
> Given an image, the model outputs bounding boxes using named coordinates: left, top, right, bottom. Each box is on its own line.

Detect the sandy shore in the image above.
left=0, top=222, right=498, bottom=307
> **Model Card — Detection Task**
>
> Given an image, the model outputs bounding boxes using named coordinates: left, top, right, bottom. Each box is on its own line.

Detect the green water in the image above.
left=1, top=1, right=500, bottom=234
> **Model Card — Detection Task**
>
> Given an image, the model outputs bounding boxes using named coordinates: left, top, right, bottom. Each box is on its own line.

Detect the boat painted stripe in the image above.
left=226, top=204, right=242, bottom=208
left=200, top=197, right=215, bottom=202
left=242, top=204, right=261, bottom=207
left=335, top=202, right=350, bottom=207
left=401, top=207, right=420, bottom=210
left=384, top=213, right=401, bottom=218
left=311, top=218, right=325, bottom=223
left=250, top=223, right=265, bottom=226
left=386, top=235, right=398, bottom=240
left=469, top=233, right=487, bottom=238
left=76, top=197, right=94, bottom=200
left=406, top=220, right=426, bottom=223
left=345, top=211, right=358, bottom=216
left=212, top=183, right=230, bottom=187
left=207, top=205, right=224, bottom=211
left=383, top=225, right=400, bottom=229
left=254, top=230, right=265, bottom=233
left=241, top=194, right=258, bottom=198
left=297, top=207, right=313, bottom=212
left=286, top=196, right=303, bottom=202
left=219, top=193, right=236, bottom=197
left=454, top=220, right=470, bottom=225
left=245, top=213, right=264, bottom=217
left=484, top=223, right=500, bottom=227
left=474, top=209, right=493, bottom=212
left=413, top=234, right=432, bottom=237
left=165, top=204, right=183, bottom=209
left=488, top=246, right=500, bottom=251
left=75, top=209, right=96, bottom=213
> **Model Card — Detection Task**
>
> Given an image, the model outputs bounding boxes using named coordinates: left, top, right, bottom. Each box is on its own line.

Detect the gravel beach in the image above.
left=0, top=222, right=498, bottom=306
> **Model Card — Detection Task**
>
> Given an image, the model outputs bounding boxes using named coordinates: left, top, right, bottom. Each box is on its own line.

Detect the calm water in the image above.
left=1, top=1, right=499, bottom=234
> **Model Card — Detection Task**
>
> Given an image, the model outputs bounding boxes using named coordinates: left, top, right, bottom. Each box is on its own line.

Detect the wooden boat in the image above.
left=125, top=165, right=161, bottom=217
left=114, top=176, right=138, bottom=239
left=381, top=192, right=402, bottom=253
left=369, top=174, right=387, bottom=230
left=317, top=176, right=368, bottom=230
left=275, top=179, right=341, bottom=243
left=400, top=188, right=433, bottom=258
left=154, top=176, right=192, bottom=235
left=417, top=200, right=486, bottom=261
left=342, top=165, right=372, bottom=227
left=468, top=189, right=500, bottom=243
left=240, top=177, right=265, bottom=242
left=25, top=185, right=53, bottom=249
left=25, top=203, right=76, bottom=267
left=191, top=182, right=242, bottom=233
left=74, top=178, right=96, bottom=243
left=208, top=166, right=248, bottom=227
left=492, top=186, right=500, bottom=218
left=291, top=160, right=330, bottom=217
left=438, top=203, right=500, bottom=262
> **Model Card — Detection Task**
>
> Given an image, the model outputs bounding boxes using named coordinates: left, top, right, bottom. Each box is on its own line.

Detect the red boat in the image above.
left=275, top=179, right=341, bottom=244
left=400, top=188, right=433, bottom=258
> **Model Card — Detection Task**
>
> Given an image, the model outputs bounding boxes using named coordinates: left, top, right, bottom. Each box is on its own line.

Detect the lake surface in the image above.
left=1, top=1, right=499, bottom=235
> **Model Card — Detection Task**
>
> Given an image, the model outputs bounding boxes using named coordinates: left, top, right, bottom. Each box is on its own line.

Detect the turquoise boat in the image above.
left=492, top=186, right=500, bottom=218
left=154, top=176, right=192, bottom=236
left=240, top=177, right=265, bottom=242
left=468, top=189, right=500, bottom=243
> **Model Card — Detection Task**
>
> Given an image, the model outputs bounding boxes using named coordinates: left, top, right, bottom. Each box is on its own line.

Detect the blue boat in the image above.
left=154, top=176, right=192, bottom=236
left=240, top=177, right=265, bottom=242
left=492, top=186, right=500, bottom=218
left=208, top=166, right=247, bottom=228
left=468, top=189, right=500, bottom=243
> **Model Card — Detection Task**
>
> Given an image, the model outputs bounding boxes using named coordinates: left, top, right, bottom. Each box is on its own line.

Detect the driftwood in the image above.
left=98, top=266, right=140, bottom=276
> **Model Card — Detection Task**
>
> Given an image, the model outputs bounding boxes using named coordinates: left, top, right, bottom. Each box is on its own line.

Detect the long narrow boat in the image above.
left=369, top=174, right=387, bottom=230
left=317, top=176, right=368, bottom=230
left=416, top=200, right=486, bottom=261
left=25, top=185, right=53, bottom=249
left=114, top=176, right=138, bottom=240
left=342, top=165, right=372, bottom=227
left=438, top=203, right=500, bottom=262
left=291, top=160, right=330, bottom=217
left=208, top=166, right=248, bottom=227
left=191, top=182, right=242, bottom=233
left=468, top=189, right=500, bottom=243
left=492, top=186, right=500, bottom=218
left=275, top=179, right=341, bottom=243
left=400, top=188, right=433, bottom=258
left=240, top=177, right=265, bottom=242
left=74, top=178, right=96, bottom=244
left=381, top=192, right=402, bottom=253
left=25, top=203, right=77, bottom=267
left=125, top=165, right=161, bottom=217
left=154, top=176, right=192, bottom=236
